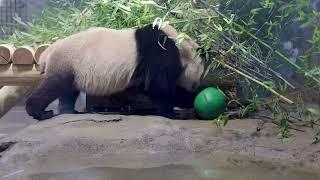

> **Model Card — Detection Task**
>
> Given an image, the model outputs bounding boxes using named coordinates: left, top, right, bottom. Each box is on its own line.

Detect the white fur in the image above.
left=39, top=24, right=204, bottom=95
left=0, top=25, right=205, bottom=119
left=159, top=25, right=204, bottom=90
left=40, top=27, right=138, bottom=96
left=174, top=34, right=205, bottom=91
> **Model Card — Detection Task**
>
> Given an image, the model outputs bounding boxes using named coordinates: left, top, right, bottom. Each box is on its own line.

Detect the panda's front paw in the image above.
left=34, top=110, right=54, bottom=121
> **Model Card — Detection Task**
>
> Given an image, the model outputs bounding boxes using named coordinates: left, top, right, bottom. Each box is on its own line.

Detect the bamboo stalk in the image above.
left=196, top=17, right=296, bottom=89
left=200, top=0, right=320, bottom=86
left=238, top=26, right=320, bottom=86
left=219, top=32, right=296, bottom=89
left=219, top=61, right=294, bottom=104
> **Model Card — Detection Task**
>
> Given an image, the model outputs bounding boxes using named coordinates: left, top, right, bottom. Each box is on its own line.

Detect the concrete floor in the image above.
left=0, top=93, right=86, bottom=136
left=0, top=102, right=36, bottom=136
left=0, top=102, right=68, bottom=136
left=1, top=114, right=320, bottom=179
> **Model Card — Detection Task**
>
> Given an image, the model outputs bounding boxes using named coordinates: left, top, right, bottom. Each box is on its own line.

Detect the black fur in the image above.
left=26, top=72, right=77, bottom=120
left=26, top=24, right=183, bottom=120
left=133, top=24, right=183, bottom=118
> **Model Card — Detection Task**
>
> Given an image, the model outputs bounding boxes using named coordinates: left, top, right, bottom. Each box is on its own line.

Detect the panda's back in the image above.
left=43, top=27, right=138, bottom=96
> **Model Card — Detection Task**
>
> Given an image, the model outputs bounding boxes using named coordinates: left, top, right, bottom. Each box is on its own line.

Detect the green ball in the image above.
left=194, top=87, right=227, bottom=120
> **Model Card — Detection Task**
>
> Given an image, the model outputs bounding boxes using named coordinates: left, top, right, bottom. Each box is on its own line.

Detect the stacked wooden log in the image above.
left=0, top=44, right=50, bottom=86
left=0, top=44, right=50, bottom=118
left=0, top=44, right=49, bottom=65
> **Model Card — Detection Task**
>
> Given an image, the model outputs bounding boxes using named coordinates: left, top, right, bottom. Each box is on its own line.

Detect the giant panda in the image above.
left=25, top=23, right=206, bottom=120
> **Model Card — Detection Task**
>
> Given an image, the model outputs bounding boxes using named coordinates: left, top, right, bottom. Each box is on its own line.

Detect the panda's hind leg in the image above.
left=58, top=87, right=80, bottom=115
left=26, top=74, right=74, bottom=121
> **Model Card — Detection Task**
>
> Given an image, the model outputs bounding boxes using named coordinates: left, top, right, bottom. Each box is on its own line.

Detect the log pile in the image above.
left=0, top=44, right=50, bottom=118
left=0, top=44, right=49, bottom=86
left=0, top=44, right=49, bottom=65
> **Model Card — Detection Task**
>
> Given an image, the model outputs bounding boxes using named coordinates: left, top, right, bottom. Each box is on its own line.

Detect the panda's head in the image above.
left=159, top=24, right=206, bottom=92
left=177, top=35, right=205, bottom=92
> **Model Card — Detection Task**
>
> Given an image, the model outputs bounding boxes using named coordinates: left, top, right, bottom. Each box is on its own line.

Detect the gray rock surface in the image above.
left=0, top=114, right=319, bottom=179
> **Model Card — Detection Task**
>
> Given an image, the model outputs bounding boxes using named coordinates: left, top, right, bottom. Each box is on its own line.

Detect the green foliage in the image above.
left=212, top=0, right=320, bottom=140
left=303, top=108, right=320, bottom=136
left=305, top=108, right=320, bottom=116
left=212, top=96, right=257, bottom=128
left=239, top=96, right=258, bottom=118
left=313, top=132, right=320, bottom=144
left=213, top=114, right=229, bottom=128
left=5, top=0, right=168, bottom=46
left=278, top=116, right=290, bottom=139
left=303, top=107, right=320, bottom=143
left=219, top=0, right=320, bottom=88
